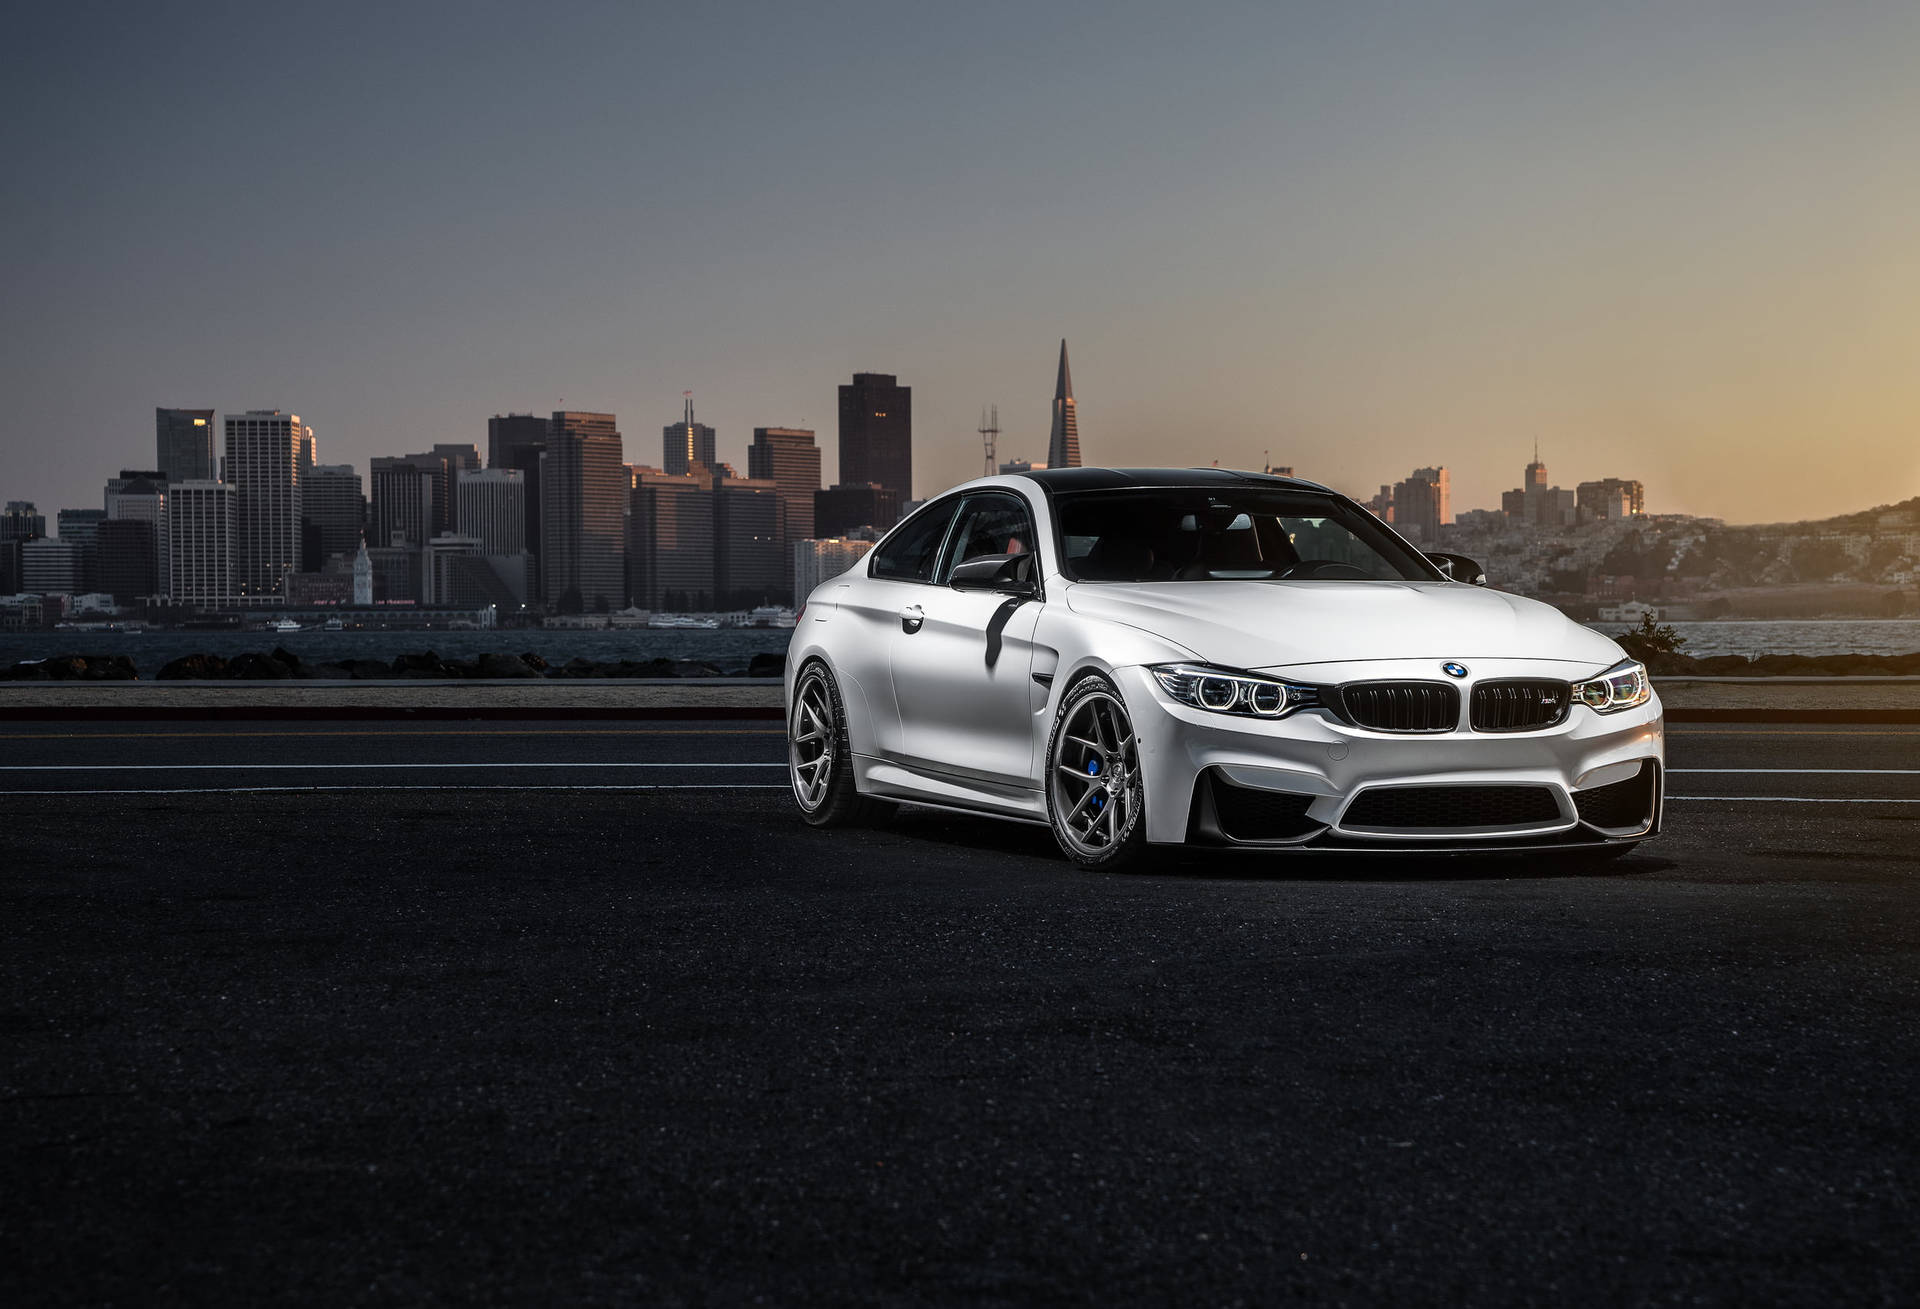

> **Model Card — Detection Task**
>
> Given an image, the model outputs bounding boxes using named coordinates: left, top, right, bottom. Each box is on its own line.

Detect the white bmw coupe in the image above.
left=786, top=468, right=1662, bottom=870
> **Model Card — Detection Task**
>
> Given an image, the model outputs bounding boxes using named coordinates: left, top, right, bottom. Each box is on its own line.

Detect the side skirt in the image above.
left=853, top=754, right=1049, bottom=823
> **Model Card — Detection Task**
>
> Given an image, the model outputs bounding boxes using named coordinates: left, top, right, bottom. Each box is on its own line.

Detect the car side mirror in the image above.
left=950, top=552, right=1038, bottom=597
left=1426, top=552, right=1487, bottom=586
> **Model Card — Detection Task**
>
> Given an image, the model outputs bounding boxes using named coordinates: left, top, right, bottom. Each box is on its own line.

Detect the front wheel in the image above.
left=1045, top=674, right=1151, bottom=871
left=790, top=661, right=893, bottom=828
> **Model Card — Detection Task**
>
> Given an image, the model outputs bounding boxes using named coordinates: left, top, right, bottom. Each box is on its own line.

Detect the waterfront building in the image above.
left=166, top=480, right=235, bottom=605
left=223, top=410, right=303, bottom=598
left=793, top=537, right=875, bottom=601
left=814, top=482, right=902, bottom=539
left=301, top=464, right=365, bottom=570
left=663, top=397, right=718, bottom=476
left=748, top=427, right=821, bottom=591
left=627, top=467, right=715, bottom=611
left=837, top=372, right=912, bottom=499
left=542, top=411, right=625, bottom=613
left=714, top=474, right=783, bottom=607
left=155, top=408, right=216, bottom=482
left=1046, top=339, right=1081, bottom=469
left=352, top=541, right=373, bottom=605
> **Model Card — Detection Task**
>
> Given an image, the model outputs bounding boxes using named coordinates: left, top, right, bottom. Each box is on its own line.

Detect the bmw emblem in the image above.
left=1442, top=662, right=1470, bottom=679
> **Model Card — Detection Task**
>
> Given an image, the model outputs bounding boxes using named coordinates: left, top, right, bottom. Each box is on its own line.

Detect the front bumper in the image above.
left=1112, top=661, right=1664, bottom=851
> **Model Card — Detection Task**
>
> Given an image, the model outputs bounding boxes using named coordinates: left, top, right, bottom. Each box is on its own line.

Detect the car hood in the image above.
left=1062, top=580, right=1624, bottom=672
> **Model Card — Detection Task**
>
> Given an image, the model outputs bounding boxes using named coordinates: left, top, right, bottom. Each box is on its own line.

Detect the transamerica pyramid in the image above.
left=1046, top=338, right=1081, bottom=468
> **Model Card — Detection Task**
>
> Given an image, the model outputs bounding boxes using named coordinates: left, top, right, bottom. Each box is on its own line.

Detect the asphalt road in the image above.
left=3, top=721, right=1917, bottom=1305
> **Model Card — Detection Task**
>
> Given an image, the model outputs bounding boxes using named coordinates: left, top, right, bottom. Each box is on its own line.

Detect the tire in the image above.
left=789, top=661, right=894, bottom=828
left=1045, top=673, right=1152, bottom=871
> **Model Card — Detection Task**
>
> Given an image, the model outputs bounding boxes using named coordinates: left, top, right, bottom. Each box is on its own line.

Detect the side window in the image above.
left=870, top=499, right=959, bottom=583
left=938, top=493, right=1037, bottom=583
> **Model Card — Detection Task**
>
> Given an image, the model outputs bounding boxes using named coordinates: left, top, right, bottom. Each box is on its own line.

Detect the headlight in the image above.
left=1571, top=659, right=1651, bottom=714
left=1151, top=664, right=1319, bottom=718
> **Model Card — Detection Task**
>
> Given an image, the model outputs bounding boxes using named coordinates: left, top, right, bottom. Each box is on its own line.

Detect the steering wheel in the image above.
left=1276, top=559, right=1371, bottom=580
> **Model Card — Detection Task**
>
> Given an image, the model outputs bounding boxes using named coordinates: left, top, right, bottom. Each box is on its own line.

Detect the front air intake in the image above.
left=1343, top=785, right=1564, bottom=830
left=1471, top=680, right=1572, bottom=733
left=1335, top=682, right=1460, bottom=732
left=1574, top=761, right=1658, bottom=831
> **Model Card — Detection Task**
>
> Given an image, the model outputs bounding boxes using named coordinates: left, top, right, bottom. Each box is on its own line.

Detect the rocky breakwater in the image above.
left=1641, top=650, right=1920, bottom=677
left=0, top=648, right=787, bottom=681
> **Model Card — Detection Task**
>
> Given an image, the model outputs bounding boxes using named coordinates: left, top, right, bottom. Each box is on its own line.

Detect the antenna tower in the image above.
left=978, top=404, right=1000, bottom=477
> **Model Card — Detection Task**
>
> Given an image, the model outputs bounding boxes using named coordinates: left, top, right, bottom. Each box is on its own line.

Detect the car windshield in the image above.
left=1053, top=487, right=1440, bottom=583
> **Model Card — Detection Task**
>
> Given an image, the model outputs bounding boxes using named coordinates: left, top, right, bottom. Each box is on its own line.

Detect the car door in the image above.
left=836, top=497, right=962, bottom=760
left=889, top=490, right=1044, bottom=788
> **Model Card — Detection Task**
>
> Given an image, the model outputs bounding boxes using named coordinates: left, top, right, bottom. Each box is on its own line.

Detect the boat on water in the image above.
left=748, top=605, right=798, bottom=629
left=647, top=613, right=721, bottom=630
left=267, top=618, right=302, bottom=633
left=321, top=617, right=345, bottom=632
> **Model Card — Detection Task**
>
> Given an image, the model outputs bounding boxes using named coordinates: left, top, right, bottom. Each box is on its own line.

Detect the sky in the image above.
left=4, top=0, right=1917, bottom=525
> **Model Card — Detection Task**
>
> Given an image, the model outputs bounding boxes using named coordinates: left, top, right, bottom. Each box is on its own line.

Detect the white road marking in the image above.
left=0, top=784, right=793, bottom=796
left=0, top=762, right=785, bottom=771
left=1667, top=796, right=1920, bottom=803
left=1668, top=769, right=1920, bottom=775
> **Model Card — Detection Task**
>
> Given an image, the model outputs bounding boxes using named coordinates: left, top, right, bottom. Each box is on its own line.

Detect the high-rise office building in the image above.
left=628, top=467, right=716, bottom=611
left=2, top=501, right=46, bottom=544
left=21, top=539, right=81, bottom=594
left=456, top=468, right=526, bottom=556
left=489, top=414, right=549, bottom=601
left=542, top=411, right=625, bottom=613
left=793, top=537, right=875, bottom=601
left=815, top=482, right=902, bottom=538
left=56, top=508, right=106, bottom=592
left=369, top=456, right=436, bottom=548
left=1576, top=479, right=1646, bottom=522
left=663, top=397, right=717, bottom=476
left=155, top=408, right=216, bottom=482
left=223, top=410, right=303, bottom=598
left=714, top=475, right=783, bottom=607
left=837, top=373, right=912, bottom=498
left=167, top=480, right=235, bottom=605
left=301, top=464, right=365, bottom=569
left=297, top=425, right=317, bottom=480
left=748, top=427, right=821, bottom=590
left=106, top=474, right=168, bottom=594
left=1046, top=340, right=1081, bottom=469
left=96, top=518, right=159, bottom=603
left=1391, top=466, right=1450, bottom=545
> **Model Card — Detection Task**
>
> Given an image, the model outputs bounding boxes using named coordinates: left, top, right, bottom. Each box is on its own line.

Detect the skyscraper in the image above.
left=223, top=410, right=303, bottom=598
left=2, top=501, right=47, bottom=543
left=792, top=537, right=875, bottom=602
left=837, top=372, right=912, bottom=498
left=106, top=474, right=168, bottom=595
left=302, top=464, right=366, bottom=568
left=1391, top=467, right=1449, bottom=546
left=96, top=517, right=159, bottom=604
left=1046, top=339, right=1081, bottom=469
left=663, top=396, right=717, bottom=476
left=714, top=474, right=783, bottom=607
left=56, top=508, right=106, bottom=592
left=542, top=411, right=625, bottom=613
left=628, top=467, right=716, bottom=611
left=368, top=457, right=435, bottom=547
left=155, top=408, right=215, bottom=482
left=814, top=483, right=902, bottom=538
left=167, top=480, right=235, bottom=605
left=457, top=468, right=527, bottom=557
left=489, top=414, right=549, bottom=600
left=748, top=427, right=821, bottom=592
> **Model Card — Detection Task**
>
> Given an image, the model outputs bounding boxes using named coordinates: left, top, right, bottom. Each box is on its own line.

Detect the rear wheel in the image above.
left=1046, top=674, right=1151, bottom=871
left=790, top=661, right=893, bottom=828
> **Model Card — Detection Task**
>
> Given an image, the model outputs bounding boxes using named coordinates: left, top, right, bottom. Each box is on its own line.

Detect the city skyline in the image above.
left=5, top=3, right=1917, bottom=526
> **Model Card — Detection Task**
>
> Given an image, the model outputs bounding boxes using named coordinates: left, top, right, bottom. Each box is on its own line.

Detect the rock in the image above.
left=519, top=652, right=550, bottom=672
left=0, top=662, right=52, bottom=681
left=227, top=651, right=293, bottom=680
left=747, top=652, right=786, bottom=678
left=339, top=658, right=395, bottom=680
left=391, top=651, right=454, bottom=678
left=475, top=652, right=538, bottom=679
left=555, top=657, right=600, bottom=678
left=79, top=654, right=138, bottom=681
left=269, top=646, right=304, bottom=669
left=300, top=662, right=354, bottom=680
left=671, top=660, right=723, bottom=679
left=158, top=653, right=229, bottom=680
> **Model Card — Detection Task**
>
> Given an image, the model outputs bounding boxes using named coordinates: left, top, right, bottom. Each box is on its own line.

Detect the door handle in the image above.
left=900, top=604, right=924, bottom=634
